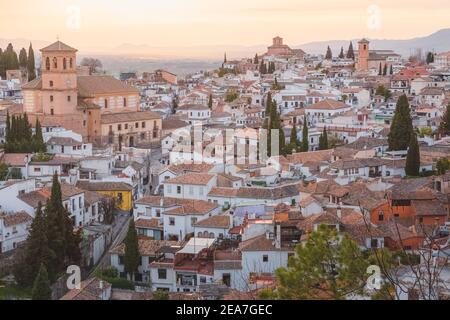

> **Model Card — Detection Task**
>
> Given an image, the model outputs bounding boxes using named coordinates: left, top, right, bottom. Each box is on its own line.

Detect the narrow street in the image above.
left=88, top=212, right=131, bottom=278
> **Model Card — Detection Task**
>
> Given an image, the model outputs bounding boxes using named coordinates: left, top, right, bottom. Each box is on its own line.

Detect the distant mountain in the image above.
left=295, top=29, right=450, bottom=57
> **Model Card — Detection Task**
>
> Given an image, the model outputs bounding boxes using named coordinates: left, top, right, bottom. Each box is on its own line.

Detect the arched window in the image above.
left=63, top=58, right=67, bottom=70
left=69, top=58, right=73, bottom=69
left=203, top=231, right=208, bottom=238
left=45, top=57, right=50, bottom=70
left=53, top=57, right=57, bottom=69
left=209, top=232, right=214, bottom=239
left=197, top=232, right=202, bottom=238
left=123, top=97, right=127, bottom=107
left=378, top=211, right=384, bottom=222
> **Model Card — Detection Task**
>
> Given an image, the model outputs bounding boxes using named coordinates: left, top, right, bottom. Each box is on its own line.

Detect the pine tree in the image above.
left=439, top=103, right=450, bottom=136
left=124, top=219, right=140, bottom=280
left=31, top=264, right=52, bottom=300
left=390, top=64, right=393, bottom=75
left=208, top=94, right=213, bottom=110
left=289, top=123, right=299, bottom=152
left=19, top=48, right=27, bottom=69
left=259, top=61, right=267, bottom=74
left=388, top=95, right=414, bottom=151
left=378, top=63, right=382, bottom=75
left=265, top=92, right=272, bottom=117
left=426, top=52, right=435, bottom=64
left=339, top=47, right=345, bottom=59
left=405, top=133, right=420, bottom=177
left=5, top=43, right=19, bottom=71
left=383, top=64, right=388, bottom=76
left=0, top=48, right=5, bottom=79
left=346, top=42, right=355, bottom=60
left=27, top=43, right=36, bottom=81
left=301, top=116, right=309, bottom=152
left=436, top=157, right=450, bottom=175
left=325, top=46, right=333, bottom=60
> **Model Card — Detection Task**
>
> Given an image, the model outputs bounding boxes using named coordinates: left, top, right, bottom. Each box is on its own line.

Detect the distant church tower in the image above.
left=357, top=39, right=369, bottom=72
left=40, top=41, right=78, bottom=115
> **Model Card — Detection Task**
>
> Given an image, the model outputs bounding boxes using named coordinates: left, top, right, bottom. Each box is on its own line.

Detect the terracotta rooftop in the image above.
left=194, top=215, right=231, bottom=229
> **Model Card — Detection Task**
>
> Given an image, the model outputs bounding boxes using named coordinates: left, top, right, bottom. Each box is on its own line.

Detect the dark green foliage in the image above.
left=426, top=52, right=435, bottom=64
left=124, top=219, right=140, bottom=278
left=275, top=225, right=370, bottom=300
left=27, top=43, right=36, bottom=81
left=31, top=264, right=52, bottom=300
left=0, top=48, right=5, bottom=78
left=346, top=42, right=355, bottom=60
left=338, top=47, right=345, bottom=59
left=439, top=104, right=450, bottom=136
left=225, top=91, right=238, bottom=102
left=319, top=127, right=329, bottom=150
left=19, top=48, right=27, bottom=69
left=259, top=61, right=267, bottom=74
left=3, top=43, right=19, bottom=73
left=32, top=119, right=47, bottom=153
left=375, top=85, right=392, bottom=101
left=300, top=116, right=309, bottom=152
left=388, top=95, right=414, bottom=151
left=13, top=203, right=53, bottom=288
left=254, top=53, right=259, bottom=65
left=383, top=64, right=388, bottom=76
left=405, top=133, right=420, bottom=177
left=378, top=63, right=382, bottom=75
left=208, top=94, right=213, bottom=109
left=153, top=290, right=170, bottom=300
left=325, top=46, right=332, bottom=60
left=0, top=163, right=8, bottom=181
left=5, top=113, right=45, bottom=153
left=436, top=157, right=449, bottom=175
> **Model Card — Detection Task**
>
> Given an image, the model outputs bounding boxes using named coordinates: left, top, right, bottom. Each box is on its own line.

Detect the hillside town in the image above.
left=0, top=35, right=449, bottom=301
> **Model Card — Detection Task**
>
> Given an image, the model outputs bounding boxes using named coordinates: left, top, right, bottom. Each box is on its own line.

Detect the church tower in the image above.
left=357, top=39, right=370, bottom=72
left=40, top=41, right=78, bottom=115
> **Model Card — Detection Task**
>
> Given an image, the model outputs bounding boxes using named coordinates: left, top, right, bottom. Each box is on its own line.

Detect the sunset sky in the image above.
left=1, top=0, right=450, bottom=50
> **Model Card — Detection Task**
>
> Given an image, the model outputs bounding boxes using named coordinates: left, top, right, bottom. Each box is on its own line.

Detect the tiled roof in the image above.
left=1, top=211, right=32, bottom=227
left=306, top=99, right=350, bottom=110
left=1, top=153, right=31, bottom=167
left=135, top=218, right=161, bottom=229
left=100, top=110, right=161, bottom=124
left=238, top=234, right=292, bottom=252
left=60, top=277, right=111, bottom=301
left=165, top=173, right=215, bottom=186
left=40, top=41, right=77, bottom=52
left=76, top=181, right=133, bottom=192
left=194, top=215, right=231, bottom=229
left=164, top=199, right=218, bottom=216
left=77, top=75, right=139, bottom=97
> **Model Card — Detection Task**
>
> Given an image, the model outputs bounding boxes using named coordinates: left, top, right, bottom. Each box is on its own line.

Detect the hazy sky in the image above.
left=1, top=0, right=450, bottom=49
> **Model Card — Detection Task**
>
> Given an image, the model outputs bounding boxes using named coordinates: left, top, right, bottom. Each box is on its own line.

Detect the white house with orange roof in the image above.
left=164, top=173, right=217, bottom=201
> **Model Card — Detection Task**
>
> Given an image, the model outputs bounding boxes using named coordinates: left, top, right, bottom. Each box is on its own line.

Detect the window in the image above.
left=158, top=269, right=167, bottom=279
left=142, top=122, right=146, bottom=128
left=125, top=124, right=128, bottom=130
left=191, top=217, right=197, bottom=226
left=50, top=108, right=54, bottom=115
left=67, top=95, right=71, bottom=102
left=63, top=58, right=67, bottom=70
left=69, top=58, right=73, bottom=69
left=177, top=186, right=181, bottom=194
left=104, top=98, right=108, bottom=108
left=167, top=185, right=172, bottom=193
left=200, top=276, right=206, bottom=284
left=119, top=256, right=124, bottom=265
left=135, top=122, right=139, bottom=128
left=45, top=57, right=50, bottom=70
left=155, top=209, right=161, bottom=218
left=118, top=124, right=122, bottom=131
left=53, top=57, right=57, bottom=69
left=371, top=239, right=379, bottom=248
left=34, top=167, right=41, bottom=172
left=378, top=211, right=384, bottom=221
left=50, top=95, right=54, bottom=102
left=123, top=97, right=127, bottom=107
left=117, top=193, right=123, bottom=204
left=189, top=186, right=194, bottom=195
left=49, top=80, right=54, bottom=87
left=169, top=217, right=175, bottom=226
left=262, top=255, right=269, bottom=262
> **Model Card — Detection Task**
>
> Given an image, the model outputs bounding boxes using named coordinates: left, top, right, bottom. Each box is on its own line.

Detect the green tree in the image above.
left=27, top=43, right=36, bottom=81
left=426, top=52, right=435, bottom=64
left=124, top=219, right=140, bottom=280
left=325, top=46, right=333, bottom=60
left=275, top=225, right=370, bottom=300
left=19, top=48, right=28, bottom=69
left=32, top=118, right=47, bottom=153
left=300, top=116, right=309, bottom=152
left=4, top=43, right=19, bottom=71
left=0, top=163, right=8, bottom=181
left=436, top=157, right=450, bottom=175
left=208, top=94, right=213, bottom=109
left=439, top=103, right=450, bottom=136
left=388, top=95, right=414, bottom=151
left=14, top=203, right=53, bottom=287
left=153, top=290, right=170, bottom=300
left=383, top=64, right=388, bottom=76
left=0, top=48, right=5, bottom=78
left=375, top=85, right=391, bottom=101
left=31, top=264, right=52, bottom=300
left=346, top=42, right=355, bottom=60
left=254, top=53, right=259, bottom=65
left=378, top=63, right=382, bottom=75
left=405, top=133, right=420, bottom=177
left=338, top=47, right=345, bottom=59
left=319, top=127, right=329, bottom=150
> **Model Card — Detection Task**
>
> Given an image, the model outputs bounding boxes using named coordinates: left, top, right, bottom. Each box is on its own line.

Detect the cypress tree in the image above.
left=346, top=42, right=355, bottom=60
left=426, top=52, right=434, bottom=64
left=124, top=219, right=140, bottom=280
left=27, top=43, right=36, bottom=81
left=383, top=64, right=388, bottom=76
left=319, top=127, right=329, bottom=150
left=259, top=61, right=267, bottom=74
left=31, top=264, right=52, bottom=300
left=405, top=133, right=420, bottom=177
left=254, top=53, right=259, bottom=65
left=388, top=95, right=414, bottom=151
left=208, top=94, right=213, bottom=110
left=33, top=119, right=47, bottom=153
left=5, top=43, right=19, bottom=71
left=439, top=103, right=450, bottom=136
left=325, top=46, right=333, bottom=60
left=339, top=47, right=345, bottom=59
left=19, top=48, right=27, bottom=69
left=265, top=92, right=272, bottom=117
left=5, top=111, right=10, bottom=152
left=378, top=63, right=382, bottom=75
left=0, top=48, right=5, bottom=78
left=301, top=116, right=309, bottom=152
left=13, top=202, right=54, bottom=287
left=290, top=123, right=299, bottom=147
left=390, top=65, right=393, bottom=75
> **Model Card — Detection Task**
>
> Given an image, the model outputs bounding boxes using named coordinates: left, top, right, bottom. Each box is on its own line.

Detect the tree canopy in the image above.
left=388, top=95, right=414, bottom=151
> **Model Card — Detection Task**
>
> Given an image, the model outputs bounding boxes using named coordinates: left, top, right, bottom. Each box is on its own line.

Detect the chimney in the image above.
left=337, top=206, right=342, bottom=219
left=275, top=223, right=281, bottom=249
